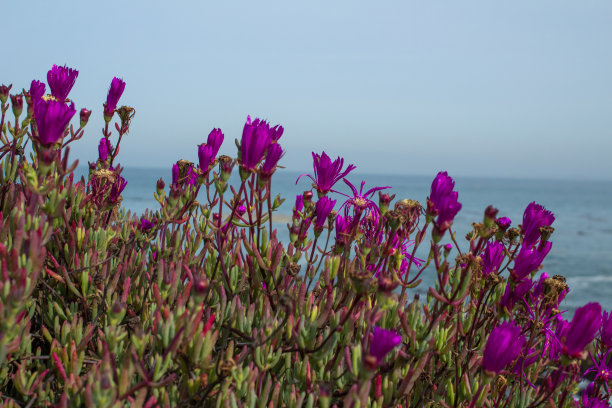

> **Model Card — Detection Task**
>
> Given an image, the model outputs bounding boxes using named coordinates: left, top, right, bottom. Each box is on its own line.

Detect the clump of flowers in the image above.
left=0, top=65, right=609, bottom=407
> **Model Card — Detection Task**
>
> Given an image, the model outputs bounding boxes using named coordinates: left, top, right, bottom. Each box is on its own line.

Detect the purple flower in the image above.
left=334, top=215, right=352, bottom=248
left=172, top=164, right=180, bottom=186
left=339, top=179, right=390, bottom=221
left=314, top=196, right=336, bottom=232
left=140, top=218, right=154, bottom=231
left=47, top=64, right=78, bottom=101
left=184, top=167, right=197, bottom=187
left=428, top=172, right=462, bottom=236
left=240, top=116, right=273, bottom=170
left=270, top=124, right=284, bottom=141
left=601, top=311, right=612, bottom=348
left=369, top=327, right=402, bottom=365
left=109, top=175, right=127, bottom=204
left=582, top=394, right=611, bottom=408
left=481, top=241, right=505, bottom=276
left=198, top=144, right=215, bottom=171
left=522, top=202, right=555, bottom=248
left=206, top=128, right=224, bottom=157
left=293, top=195, right=304, bottom=221
left=98, top=138, right=110, bottom=161
left=561, top=302, right=601, bottom=357
left=510, top=242, right=552, bottom=281
left=482, top=321, right=525, bottom=374
left=497, top=217, right=512, bottom=230
left=297, top=151, right=356, bottom=195
left=29, top=80, right=46, bottom=104
left=104, top=77, right=126, bottom=117
left=33, top=99, right=76, bottom=147
left=500, top=278, right=533, bottom=311
left=261, top=143, right=283, bottom=174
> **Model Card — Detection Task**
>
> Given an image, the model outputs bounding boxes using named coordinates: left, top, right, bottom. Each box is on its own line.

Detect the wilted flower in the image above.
left=297, top=151, right=356, bottom=195
left=482, top=321, right=525, bottom=374
left=522, top=202, right=555, bottom=248
left=47, top=64, right=78, bottom=101
left=560, top=302, right=602, bottom=358
left=33, top=98, right=76, bottom=147
left=104, top=77, right=126, bottom=119
left=427, top=171, right=462, bottom=237
left=313, top=196, right=336, bottom=233
left=240, top=116, right=273, bottom=171
left=482, top=241, right=505, bottom=276
left=368, top=327, right=402, bottom=366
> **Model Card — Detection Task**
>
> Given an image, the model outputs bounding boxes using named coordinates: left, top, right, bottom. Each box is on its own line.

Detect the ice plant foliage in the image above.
left=0, top=66, right=609, bottom=407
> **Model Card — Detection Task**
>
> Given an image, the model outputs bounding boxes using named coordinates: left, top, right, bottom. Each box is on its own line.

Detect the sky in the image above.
left=2, top=1, right=611, bottom=180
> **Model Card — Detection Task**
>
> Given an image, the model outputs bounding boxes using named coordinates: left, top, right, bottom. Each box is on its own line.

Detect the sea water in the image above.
left=80, top=167, right=612, bottom=311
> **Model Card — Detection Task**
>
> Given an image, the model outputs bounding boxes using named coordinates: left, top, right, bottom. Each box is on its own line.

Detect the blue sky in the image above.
left=2, top=1, right=611, bottom=180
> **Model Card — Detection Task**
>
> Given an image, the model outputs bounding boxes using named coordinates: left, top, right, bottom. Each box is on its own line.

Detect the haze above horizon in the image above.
left=3, top=1, right=611, bottom=181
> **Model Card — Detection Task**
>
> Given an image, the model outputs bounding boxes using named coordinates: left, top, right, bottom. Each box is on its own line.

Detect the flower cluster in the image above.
left=1, top=66, right=610, bottom=408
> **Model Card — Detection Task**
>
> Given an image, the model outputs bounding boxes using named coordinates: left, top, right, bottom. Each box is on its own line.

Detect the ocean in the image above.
left=82, top=167, right=612, bottom=311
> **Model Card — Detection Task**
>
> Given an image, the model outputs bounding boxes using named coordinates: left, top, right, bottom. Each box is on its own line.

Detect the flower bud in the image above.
left=218, top=155, right=234, bottom=183
left=80, top=108, right=92, bottom=127
left=378, top=192, right=395, bottom=215
left=302, top=191, right=313, bottom=209
left=156, top=178, right=165, bottom=194
left=11, top=94, right=23, bottom=119
left=0, top=84, right=11, bottom=104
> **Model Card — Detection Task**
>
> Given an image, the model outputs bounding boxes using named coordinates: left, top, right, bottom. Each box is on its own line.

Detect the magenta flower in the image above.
left=497, top=216, right=512, bottom=230
left=98, top=138, right=110, bottom=161
left=427, top=172, right=462, bottom=236
left=369, top=327, right=402, bottom=365
left=109, top=175, right=127, bottom=204
left=314, top=196, right=336, bottom=232
left=261, top=143, right=283, bottom=174
left=47, top=64, right=78, bottom=101
left=500, top=278, right=533, bottom=311
left=198, top=144, right=215, bottom=171
left=561, top=302, right=602, bottom=357
left=522, top=202, right=555, bottom=248
left=139, top=218, right=154, bottom=231
left=334, top=215, right=352, bottom=248
left=481, top=241, right=505, bottom=276
left=206, top=128, right=224, bottom=157
left=104, top=77, right=126, bottom=117
left=172, top=164, right=180, bottom=186
left=510, top=242, right=552, bottom=281
left=29, top=80, right=46, bottom=104
left=482, top=321, right=525, bottom=374
left=339, top=179, right=390, bottom=221
left=293, top=195, right=304, bottom=221
left=601, top=311, right=612, bottom=348
left=240, top=116, right=273, bottom=170
left=33, top=99, right=76, bottom=147
left=582, top=394, right=611, bottom=408
left=297, top=151, right=356, bottom=195
left=270, top=124, right=284, bottom=141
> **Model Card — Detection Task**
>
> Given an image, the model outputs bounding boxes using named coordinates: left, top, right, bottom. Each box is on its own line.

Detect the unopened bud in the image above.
left=378, top=192, right=395, bottom=214
left=218, top=155, right=234, bottom=183
left=156, top=178, right=165, bottom=194
left=0, top=84, right=11, bottom=104
left=302, top=191, right=313, bottom=209
left=80, top=108, right=92, bottom=127
left=10, top=94, right=23, bottom=119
